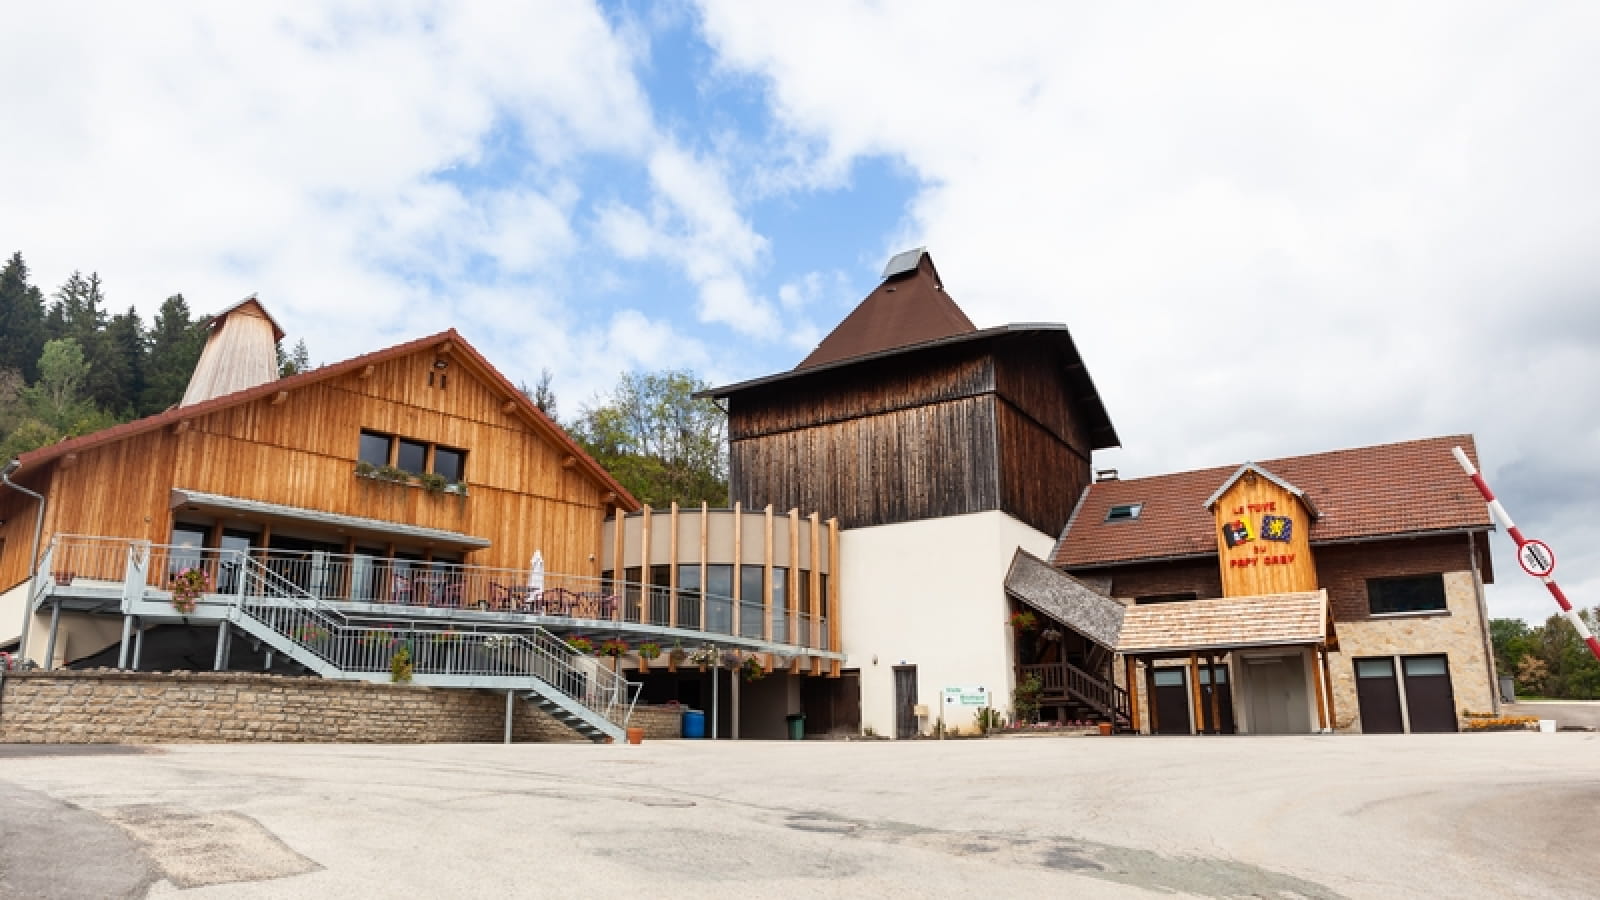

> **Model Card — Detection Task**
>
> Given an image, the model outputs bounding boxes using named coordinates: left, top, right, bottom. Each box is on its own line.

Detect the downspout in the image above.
left=1468, top=532, right=1500, bottom=714
left=2, top=458, right=46, bottom=664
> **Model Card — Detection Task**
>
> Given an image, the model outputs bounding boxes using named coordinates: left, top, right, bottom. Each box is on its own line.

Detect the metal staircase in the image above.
left=219, top=553, right=635, bottom=742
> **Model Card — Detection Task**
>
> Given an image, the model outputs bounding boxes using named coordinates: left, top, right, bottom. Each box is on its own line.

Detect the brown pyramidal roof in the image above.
left=13, top=327, right=639, bottom=511
left=796, top=249, right=976, bottom=369
left=1053, top=434, right=1492, bottom=569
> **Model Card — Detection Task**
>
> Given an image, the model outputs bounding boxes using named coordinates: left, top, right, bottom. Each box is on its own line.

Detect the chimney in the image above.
left=1095, top=468, right=1120, bottom=482
left=179, top=296, right=286, bottom=407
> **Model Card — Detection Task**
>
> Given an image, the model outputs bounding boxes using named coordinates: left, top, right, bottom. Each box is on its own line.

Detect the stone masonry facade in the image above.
left=0, top=670, right=685, bottom=744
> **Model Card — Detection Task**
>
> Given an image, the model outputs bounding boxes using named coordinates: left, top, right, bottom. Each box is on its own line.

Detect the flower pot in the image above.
left=1098, top=722, right=1114, bottom=736
left=626, top=727, right=645, bottom=745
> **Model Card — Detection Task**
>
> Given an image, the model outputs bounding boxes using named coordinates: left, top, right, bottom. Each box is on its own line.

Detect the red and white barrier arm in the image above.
left=1453, top=445, right=1600, bottom=662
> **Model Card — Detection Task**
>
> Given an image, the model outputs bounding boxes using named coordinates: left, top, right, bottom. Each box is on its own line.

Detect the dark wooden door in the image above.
left=1199, top=664, right=1236, bottom=734
left=1354, top=657, right=1403, bottom=733
left=1402, top=655, right=1458, bottom=733
left=1149, top=668, right=1191, bottom=734
left=893, top=665, right=918, bottom=739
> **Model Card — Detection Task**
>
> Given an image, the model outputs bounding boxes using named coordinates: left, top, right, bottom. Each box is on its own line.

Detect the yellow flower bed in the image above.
left=1462, top=715, right=1540, bottom=731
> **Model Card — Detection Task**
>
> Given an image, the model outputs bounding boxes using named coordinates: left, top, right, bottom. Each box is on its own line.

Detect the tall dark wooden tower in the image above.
left=708, top=250, right=1119, bottom=535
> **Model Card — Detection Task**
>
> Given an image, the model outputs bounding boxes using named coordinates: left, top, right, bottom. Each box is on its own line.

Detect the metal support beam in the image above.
left=731, top=664, right=741, bottom=740
left=504, top=690, right=514, bottom=744
left=214, top=622, right=229, bottom=671
left=132, top=618, right=143, bottom=670
left=117, top=615, right=133, bottom=669
left=44, top=601, right=62, bottom=670
left=264, top=650, right=273, bottom=671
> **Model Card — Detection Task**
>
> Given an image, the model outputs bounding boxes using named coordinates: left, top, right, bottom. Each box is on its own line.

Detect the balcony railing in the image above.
left=42, top=536, right=832, bottom=653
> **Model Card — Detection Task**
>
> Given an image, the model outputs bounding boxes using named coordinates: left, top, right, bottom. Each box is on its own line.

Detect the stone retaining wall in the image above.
left=0, top=670, right=685, bottom=744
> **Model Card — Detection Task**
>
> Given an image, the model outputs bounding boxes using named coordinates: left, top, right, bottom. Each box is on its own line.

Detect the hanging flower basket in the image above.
left=741, top=654, right=766, bottom=683
left=598, top=638, right=629, bottom=658
left=687, top=646, right=718, bottom=667
left=168, top=567, right=210, bottom=614
left=1040, top=627, right=1063, bottom=642
left=565, top=636, right=593, bottom=654
left=1008, top=610, right=1038, bottom=631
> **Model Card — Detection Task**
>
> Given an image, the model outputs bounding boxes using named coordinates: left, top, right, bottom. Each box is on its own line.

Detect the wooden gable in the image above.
left=1208, top=466, right=1318, bottom=597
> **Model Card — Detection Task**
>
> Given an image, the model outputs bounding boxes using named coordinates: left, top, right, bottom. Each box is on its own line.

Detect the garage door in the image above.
left=1402, top=655, right=1458, bottom=733
left=1354, top=657, right=1403, bottom=734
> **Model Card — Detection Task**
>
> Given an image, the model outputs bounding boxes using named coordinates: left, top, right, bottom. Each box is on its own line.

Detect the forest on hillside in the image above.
left=0, top=250, right=726, bottom=506
left=0, top=252, right=312, bottom=463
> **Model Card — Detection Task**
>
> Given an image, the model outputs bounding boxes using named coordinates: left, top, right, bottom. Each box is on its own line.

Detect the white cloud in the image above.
left=696, top=0, right=1600, bottom=622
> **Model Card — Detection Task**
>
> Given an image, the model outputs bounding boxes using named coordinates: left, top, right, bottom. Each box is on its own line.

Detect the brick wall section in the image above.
left=1314, top=536, right=1476, bottom=620
left=0, top=670, right=686, bottom=744
left=1092, top=558, right=1224, bottom=601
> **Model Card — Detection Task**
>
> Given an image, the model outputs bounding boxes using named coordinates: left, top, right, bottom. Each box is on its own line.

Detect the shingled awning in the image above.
left=1116, top=590, right=1330, bottom=655
left=1003, top=549, right=1125, bottom=649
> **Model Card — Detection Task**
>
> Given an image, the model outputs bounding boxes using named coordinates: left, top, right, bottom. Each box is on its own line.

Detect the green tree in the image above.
left=33, top=338, right=89, bottom=425
left=0, top=252, right=46, bottom=382
left=278, top=339, right=311, bottom=377
left=102, top=306, right=148, bottom=417
left=521, top=367, right=558, bottom=418
left=1489, top=618, right=1535, bottom=684
left=1535, top=609, right=1600, bottom=700
left=141, top=294, right=206, bottom=414
left=569, top=370, right=728, bottom=506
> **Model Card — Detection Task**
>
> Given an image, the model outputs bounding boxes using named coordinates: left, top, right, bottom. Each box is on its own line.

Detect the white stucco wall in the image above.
left=839, top=510, right=1054, bottom=737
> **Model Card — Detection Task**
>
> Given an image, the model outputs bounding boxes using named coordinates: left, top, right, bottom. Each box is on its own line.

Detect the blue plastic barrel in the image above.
left=682, top=709, right=706, bottom=739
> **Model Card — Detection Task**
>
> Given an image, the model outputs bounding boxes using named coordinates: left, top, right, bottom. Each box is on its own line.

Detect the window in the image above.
left=1136, top=592, right=1196, bottom=605
left=740, top=566, right=765, bottom=638
left=433, top=446, right=466, bottom=483
left=1105, top=503, right=1143, bottom=522
left=1367, top=574, right=1447, bottom=615
left=396, top=439, right=428, bottom=475
left=706, top=564, right=733, bottom=634
left=771, top=567, right=789, bottom=643
left=677, top=564, right=703, bottom=630
left=359, top=431, right=392, bottom=467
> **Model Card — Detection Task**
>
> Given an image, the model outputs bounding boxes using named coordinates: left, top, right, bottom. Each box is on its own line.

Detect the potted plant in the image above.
left=741, top=654, right=765, bottom=683
left=375, top=464, right=409, bottom=484
left=687, top=645, right=718, bottom=669
left=354, top=460, right=377, bottom=477
left=390, top=645, right=414, bottom=683
left=638, top=641, right=661, bottom=673
left=565, top=635, right=593, bottom=654
left=1008, top=610, right=1038, bottom=631
left=168, top=566, right=210, bottom=614
left=417, top=472, right=447, bottom=493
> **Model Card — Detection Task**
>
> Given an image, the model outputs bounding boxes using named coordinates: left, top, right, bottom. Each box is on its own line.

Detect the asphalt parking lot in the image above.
left=2, top=732, right=1596, bottom=899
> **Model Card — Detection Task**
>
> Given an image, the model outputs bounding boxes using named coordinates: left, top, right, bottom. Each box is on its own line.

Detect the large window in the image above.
left=771, top=567, right=789, bottom=643
left=359, top=431, right=392, bottom=467
left=396, top=438, right=428, bottom=475
left=706, top=564, right=733, bottom=634
left=740, top=566, right=765, bottom=638
left=1367, top=574, right=1448, bottom=615
left=433, top=446, right=466, bottom=482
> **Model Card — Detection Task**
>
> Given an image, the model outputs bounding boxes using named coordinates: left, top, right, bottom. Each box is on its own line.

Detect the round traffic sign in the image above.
left=1517, top=539, right=1556, bottom=578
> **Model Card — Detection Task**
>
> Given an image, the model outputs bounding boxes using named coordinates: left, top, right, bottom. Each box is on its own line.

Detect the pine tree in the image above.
left=278, top=339, right=311, bottom=376
left=141, top=294, right=206, bottom=414
left=105, top=306, right=148, bottom=417
left=0, top=252, right=47, bottom=382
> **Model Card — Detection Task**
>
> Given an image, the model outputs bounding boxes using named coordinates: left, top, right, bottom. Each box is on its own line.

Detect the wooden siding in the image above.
left=727, top=347, right=994, bottom=442
left=1213, top=477, right=1318, bottom=596
left=995, top=399, right=1092, bottom=537
left=11, top=345, right=612, bottom=581
left=991, top=337, right=1098, bottom=460
left=730, top=394, right=1001, bottom=529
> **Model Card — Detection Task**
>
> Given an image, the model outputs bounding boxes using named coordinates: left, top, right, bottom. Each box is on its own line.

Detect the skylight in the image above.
left=1105, top=503, right=1143, bottom=522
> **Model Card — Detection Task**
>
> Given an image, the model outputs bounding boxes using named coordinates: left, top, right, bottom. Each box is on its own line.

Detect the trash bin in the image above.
left=1499, top=676, right=1516, bottom=703
left=786, top=713, right=805, bottom=741
left=682, top=709, right=706, bottom=739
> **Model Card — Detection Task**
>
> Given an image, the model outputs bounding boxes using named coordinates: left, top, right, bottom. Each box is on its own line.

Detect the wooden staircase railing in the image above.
left=1020, top=661, right=1131, bottom=725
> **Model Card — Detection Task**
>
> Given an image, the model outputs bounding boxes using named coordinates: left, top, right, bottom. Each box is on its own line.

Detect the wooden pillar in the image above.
left=667, top=502, right=679, bottom=629
left=1189, top=652, right=1204, bottom=735
left=639, top=504, right=651, bottom=624
left=1312, top=647, right=1329, bottom=732
left=1146, top=657, right=1160, bottom=733
left=699, top=502, right=709, bottom=633
left=1206, top=652, right=1221, bottom=734
left=1322, top=648, right=1337, bottom=729
left=827, top=518, right=841, bottom=676
left=611, top=511, right=624, bottom=622
left=809, top=512, right=824, bottom=675
left=763, top=504, right=774, bottom=642
left=731, top=501, right=742, bottom=638
left=1125, top=655, right=1142, bottom=735
left=788, top=508, right=801, bottom=654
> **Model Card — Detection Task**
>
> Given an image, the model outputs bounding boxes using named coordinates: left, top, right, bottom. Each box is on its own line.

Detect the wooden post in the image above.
left=1312, top=648, right=1329, bottom=732
left=1322, top=647, right=1337, bottom=729
left=1125, top=655, right=1141, bottom=735
left=611, top=511, right=624, bottom=622
left=788, top=508, right=801, bottom=652
left=1189, top=652, right=1204, bottom=735
left=668, top=501, right=679, bottom=629
left=699, top=502, right=709, bottom=633
left=732, top=501, right=742, bottom=638
left=639, top=504, right=651, bottom=624
left=763, top=504, right=774, bottom=642
left=1207, top=652, right=1221, bottom=734
left=1146, top=657, right=1160, bottom=734
left=827, top=518, right=841, bottom=676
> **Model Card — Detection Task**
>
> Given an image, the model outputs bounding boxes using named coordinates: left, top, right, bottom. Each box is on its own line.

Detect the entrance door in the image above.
left=1354, top=657, right=1404, bottom=733
left=892, top=666, right=918, bottom=739
left=1149, top=668, right=1191, bottom=734
left=1402, top=655, right=1458, bottom=733
left=1245, top=655, right=1310, bottom=734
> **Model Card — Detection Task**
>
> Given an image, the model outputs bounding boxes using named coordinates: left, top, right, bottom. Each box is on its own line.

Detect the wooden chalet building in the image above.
left=708, top=249, right=1122, bottom=737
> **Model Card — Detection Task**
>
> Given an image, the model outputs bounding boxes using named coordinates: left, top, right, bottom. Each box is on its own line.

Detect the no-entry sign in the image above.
left=1517, top=539, right=1556, bottom=578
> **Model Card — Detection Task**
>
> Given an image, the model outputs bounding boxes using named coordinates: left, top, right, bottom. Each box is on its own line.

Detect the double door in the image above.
left=1148, top=664, right=1235, bottom=734
left=1355, top=655, right=1457, bottom=733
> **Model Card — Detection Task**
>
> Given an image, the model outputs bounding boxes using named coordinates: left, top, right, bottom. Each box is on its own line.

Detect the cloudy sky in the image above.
left=3, top=2, right=1596, bottom=623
